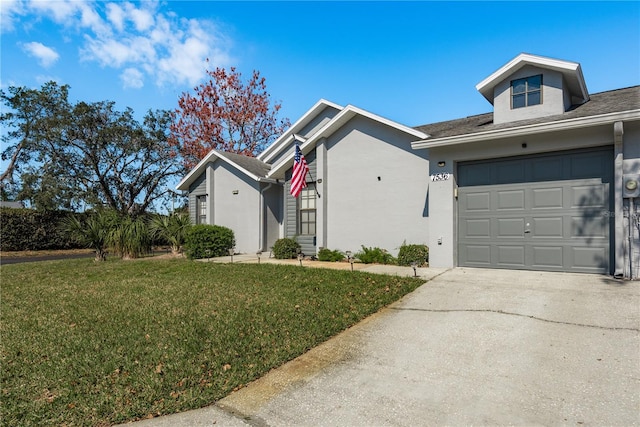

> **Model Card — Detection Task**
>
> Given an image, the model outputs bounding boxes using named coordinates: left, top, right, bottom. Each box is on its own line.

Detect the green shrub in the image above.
left=272, top=238, right=300, bottom=259
left=317, top=248, right=346, bottom=262
left=184, top=225, right=235, bottom=260
left=0, top=207, right=85, bottom=251
left=397, top=243, right=429, bottom=267
left=355, top=246, right=396, bottom=265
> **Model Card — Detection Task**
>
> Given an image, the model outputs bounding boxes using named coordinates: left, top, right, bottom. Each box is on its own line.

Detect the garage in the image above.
left=457, top=147, right=613, bottom=273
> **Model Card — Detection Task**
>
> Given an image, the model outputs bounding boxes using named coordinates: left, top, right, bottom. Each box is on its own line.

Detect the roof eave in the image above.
left=411, top=109, right=640, bottom=150
left=176, top=151, right=265, bottom=191
left=257, top=99, right=344, bottom=163
left=267, top=105, right=429, bottom=179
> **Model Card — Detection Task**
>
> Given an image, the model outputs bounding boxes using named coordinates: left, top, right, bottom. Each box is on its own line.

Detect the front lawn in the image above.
left=1, top=258, right=423, bottom=426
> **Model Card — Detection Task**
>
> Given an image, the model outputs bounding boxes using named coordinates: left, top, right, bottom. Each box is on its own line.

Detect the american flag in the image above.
left=290, top=143, right=309, bottom=198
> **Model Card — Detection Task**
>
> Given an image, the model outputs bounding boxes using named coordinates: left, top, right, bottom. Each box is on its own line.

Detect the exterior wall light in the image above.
left=437, top=161, right=446, bottom=167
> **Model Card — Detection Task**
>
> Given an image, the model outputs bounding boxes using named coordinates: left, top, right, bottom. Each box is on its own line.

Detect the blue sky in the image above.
left=1, top=0, right=639, bottom=130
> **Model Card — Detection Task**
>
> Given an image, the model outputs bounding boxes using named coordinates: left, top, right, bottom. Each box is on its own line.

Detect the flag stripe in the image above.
left=290, top=143, right=309, bottom=198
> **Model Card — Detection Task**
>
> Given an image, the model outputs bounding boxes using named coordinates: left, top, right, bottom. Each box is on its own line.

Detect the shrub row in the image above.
left=0, top=208, right=86, bottom=251
left=273, top=238, right=429, bottom=266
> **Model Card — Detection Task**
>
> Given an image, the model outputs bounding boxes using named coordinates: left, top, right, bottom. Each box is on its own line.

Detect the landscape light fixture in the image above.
left=228, top=247, right=235, bottom=263
left=410, top=261, right=418, bottom=277
left=297, top=252, right=304, bottom=267
left=256, top=250, right=262, bottom=264
left=346, top=251, right=354, bottom=272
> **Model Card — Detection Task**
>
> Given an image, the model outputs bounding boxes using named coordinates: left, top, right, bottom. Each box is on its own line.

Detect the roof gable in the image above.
left=257, top=99, right=343, bottom=164
left=476, top=53, right=589, bottom=105
left=176, top=150, right=271, bottom=191
left=267, top=104, right=429, bottom=178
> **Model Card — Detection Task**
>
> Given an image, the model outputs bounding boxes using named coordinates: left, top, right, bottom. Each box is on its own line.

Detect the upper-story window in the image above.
left=511, top=75, right=542, bottom=109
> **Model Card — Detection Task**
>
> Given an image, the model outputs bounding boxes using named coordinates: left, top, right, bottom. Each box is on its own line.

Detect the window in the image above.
left=511, top=75, right=542, bottom=109
left=196, top=195, right=207, bottom=224
left=299, top=186, right=316, bottom=235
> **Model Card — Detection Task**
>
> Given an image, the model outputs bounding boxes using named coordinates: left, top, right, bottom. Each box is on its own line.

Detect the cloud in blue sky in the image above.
left=2, top=0, right=232, bottom=89
left=20, top=41, right=59, bottom=67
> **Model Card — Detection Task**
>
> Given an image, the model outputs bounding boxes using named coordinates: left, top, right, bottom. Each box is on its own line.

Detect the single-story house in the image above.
left=177, top=53, right=640, bottom=277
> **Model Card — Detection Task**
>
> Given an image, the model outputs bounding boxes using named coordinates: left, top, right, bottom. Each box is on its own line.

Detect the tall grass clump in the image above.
left=149, top=213, right=191, bottom=255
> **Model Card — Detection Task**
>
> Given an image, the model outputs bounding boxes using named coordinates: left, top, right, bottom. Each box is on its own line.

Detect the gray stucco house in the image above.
left=177, top=53, right=640, bottom=277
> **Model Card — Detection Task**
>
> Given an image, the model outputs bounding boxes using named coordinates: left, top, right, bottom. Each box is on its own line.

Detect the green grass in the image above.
left=1, top=258, right=423, bottom=426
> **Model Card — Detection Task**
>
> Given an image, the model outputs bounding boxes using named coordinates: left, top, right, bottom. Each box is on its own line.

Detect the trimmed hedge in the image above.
left=272, top=238, right=300, bottom=259
left=0, top=208, right=85, bottom=251
left=397, top=243, right=429, bottom=267
left=184, top=225, right=235, bottom=260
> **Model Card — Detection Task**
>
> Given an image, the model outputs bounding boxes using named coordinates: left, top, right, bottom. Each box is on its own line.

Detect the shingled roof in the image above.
left=215, top=151, right=271, bottom=178
left=414, top=86, right=640, bottom=139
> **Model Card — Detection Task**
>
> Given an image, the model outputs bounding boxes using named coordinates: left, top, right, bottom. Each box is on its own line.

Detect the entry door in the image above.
left=457, top=147, right=613, bottom=273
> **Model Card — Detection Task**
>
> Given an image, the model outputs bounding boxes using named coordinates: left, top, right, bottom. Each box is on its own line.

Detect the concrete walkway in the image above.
left=122, top=266, right=640, bottom=427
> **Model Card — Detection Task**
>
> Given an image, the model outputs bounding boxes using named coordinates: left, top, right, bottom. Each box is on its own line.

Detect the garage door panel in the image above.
left=532, top=217, right=563, bottom=238
left=465, top=245, right=491, bottom=265
left=532, top=187, right=563, bottom=209
left=458, top=147, right=612, bottom=274
left=571, top=185, right=607, bottom=209
left=496, top=190, right=525, bottom=210
left=532, top=246, right=564, bottom=268
left=571, top=246, right=608, bottom=270
left=570, top=215, right=607, bottom=238
left=497, top=245, right=525, bottom=266
left=496, top=218, right=525, bottom=237
left=464, top=218, right=491, bottom=237
left=463, top=192, right=491, bottom=211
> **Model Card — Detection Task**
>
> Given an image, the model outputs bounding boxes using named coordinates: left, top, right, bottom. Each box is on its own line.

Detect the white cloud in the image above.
left=121, top=67, right=144, bottom=89
left=21, top=41, right=59, bottom=67
left=106, top=3, right=124, bottom=32
left=125, top=2, right=154, bottom=32
left=1, top=0, right=26, bottom=32
left=30, top=0, right=233, bottom=89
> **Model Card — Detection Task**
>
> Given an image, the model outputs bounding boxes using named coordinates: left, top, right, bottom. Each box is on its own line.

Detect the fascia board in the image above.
left=267, top=105, right=429, bottom=178
left=411, top=109, right=640, bottom=150
left=176, top=150, right=218, bottom=191
left=476, top=53, right=583, bottom=103
left=257, top=99, right=344, bottom=163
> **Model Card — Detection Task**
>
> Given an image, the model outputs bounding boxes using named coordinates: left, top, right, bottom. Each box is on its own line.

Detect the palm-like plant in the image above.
left=63, top=211, right=115, bottom=262
left=109, top=215, right=152, bottom=259
left=149, top=212, right=191, bottom=255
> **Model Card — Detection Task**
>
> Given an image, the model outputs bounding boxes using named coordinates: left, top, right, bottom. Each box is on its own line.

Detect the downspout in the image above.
left=614, top=121, right=624, bottom=278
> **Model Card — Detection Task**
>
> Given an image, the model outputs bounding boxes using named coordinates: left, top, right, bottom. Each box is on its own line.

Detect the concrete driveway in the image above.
left=130, top=268, right=640, bottom=426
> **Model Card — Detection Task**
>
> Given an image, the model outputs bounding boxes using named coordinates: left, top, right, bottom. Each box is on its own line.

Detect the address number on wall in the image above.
left=430, top=173, right=451, bottom=182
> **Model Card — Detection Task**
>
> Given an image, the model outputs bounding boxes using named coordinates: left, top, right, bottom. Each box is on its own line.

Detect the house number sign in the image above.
left=430, top=173, right=451, bottom=182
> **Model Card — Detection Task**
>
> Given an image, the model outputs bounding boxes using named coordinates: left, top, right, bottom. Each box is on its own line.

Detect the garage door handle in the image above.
left=524, top=230, right=531, bottom=233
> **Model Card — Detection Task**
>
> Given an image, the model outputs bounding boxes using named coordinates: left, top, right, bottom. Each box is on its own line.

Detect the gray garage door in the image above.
left=457, top=147, right=613, bottom=273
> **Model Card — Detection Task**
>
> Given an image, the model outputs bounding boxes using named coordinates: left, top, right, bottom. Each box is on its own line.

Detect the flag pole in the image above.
left=292, top=134, right=320, bottom=198
left=306, top=169, right=321, bottom=198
